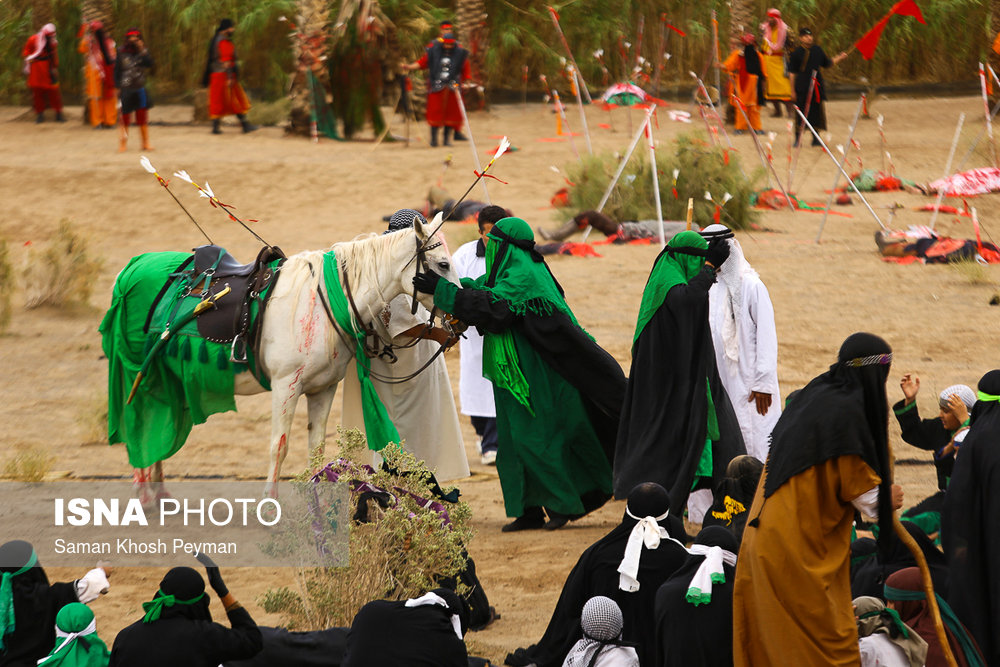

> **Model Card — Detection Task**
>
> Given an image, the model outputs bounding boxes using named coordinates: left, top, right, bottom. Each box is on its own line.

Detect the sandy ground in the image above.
left=1, top=94, right=998, bottom=664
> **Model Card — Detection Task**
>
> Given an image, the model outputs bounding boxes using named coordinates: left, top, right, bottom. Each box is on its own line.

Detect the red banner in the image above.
left=854, top=0, right=926, bottom=60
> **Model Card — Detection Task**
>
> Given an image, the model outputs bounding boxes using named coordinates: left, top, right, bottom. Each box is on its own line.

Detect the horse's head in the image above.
left=404, top=213, right=461, bottom=313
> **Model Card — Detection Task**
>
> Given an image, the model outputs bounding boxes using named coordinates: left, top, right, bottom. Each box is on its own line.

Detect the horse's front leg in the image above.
left=306, top=384, right=337, bottom=468
left=264, top=372, right=303, bottom=499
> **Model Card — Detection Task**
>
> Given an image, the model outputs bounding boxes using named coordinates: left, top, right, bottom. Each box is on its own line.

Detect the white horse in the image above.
left=120, top=219, right=459, bottom=500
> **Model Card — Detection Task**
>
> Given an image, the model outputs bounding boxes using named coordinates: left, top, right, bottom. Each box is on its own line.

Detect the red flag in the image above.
left=855, top=0, right=926, bottom=60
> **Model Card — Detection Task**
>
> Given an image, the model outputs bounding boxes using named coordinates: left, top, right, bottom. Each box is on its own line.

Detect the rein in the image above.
left=317, top=245, right=450, bottom=386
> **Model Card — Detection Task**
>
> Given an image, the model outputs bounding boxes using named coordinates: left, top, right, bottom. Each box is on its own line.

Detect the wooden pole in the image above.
left=980, top=63, right=998, bottom=168
left=644, top=117, right=667, bottom=247
left=572, top=68, right=593, bottom=154
left=686, top=197, right=694, bottom=230
left=547, top=6, right=593, bottom=103
left=816, top=95, right=866, bottom=243
left=929, top=113, right=966, bottom=231
left=551, top=89, right=582, bottom=161
left=580, top=106, right=654, bottom=242
left=452, top=84, right=490, bottom=203
left=788, top=71, right=818, bottom=192
left=732, top=92, right=796, bottom=210
left=794, top=106, right=888, bottom=232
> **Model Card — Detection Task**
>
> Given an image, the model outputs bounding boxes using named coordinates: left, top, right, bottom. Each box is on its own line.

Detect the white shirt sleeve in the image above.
left=851, top=486, right=880, bottom=520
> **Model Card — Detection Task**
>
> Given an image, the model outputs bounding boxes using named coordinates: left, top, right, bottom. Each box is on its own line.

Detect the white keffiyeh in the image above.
left=684, top=544, right=737, bottom=605
left=617, top=507, right=685, bottom=592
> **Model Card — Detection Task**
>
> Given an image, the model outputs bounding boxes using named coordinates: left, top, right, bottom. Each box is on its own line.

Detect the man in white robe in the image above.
left=451, top=206, right=509, bottom=465
left=700, top=224, right=781, bottom=463
left=341, top=210, right=469, bottom=482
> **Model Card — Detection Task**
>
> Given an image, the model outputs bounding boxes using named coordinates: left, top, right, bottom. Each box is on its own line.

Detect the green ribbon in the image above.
left=884, top=584, right=986, bottom=667
left=859, top=607, right=910, bottom=638
left=976, top=390, right=1000, bottom=402
left=685, top=587, right=712, bottom=606
left=321, top=250, right=400, bottom=451
left=0, top=549, right=38, bottom=650
left=141, top=590, right=207, bottom=623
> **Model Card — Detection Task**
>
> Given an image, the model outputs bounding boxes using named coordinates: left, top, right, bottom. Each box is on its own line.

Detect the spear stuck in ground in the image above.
left=547, top=6, right=592, bottom=104
left=570, top=66, right=593, bottom=155
left=551, top=89, right=582, bottom=162
left=817, top=94, right=866, bottom=243
left=929, top=113, right=966, bottom=231
left=794, top=106, right=888, bottom=232
left=788, top=71, right=818, bottom=192
left=452, top=82, right=491, bottom=204
left=581, top=105, right=656, bottom=242
left=729, top=92, right=795, bottom=211
left=643, top=118, right=667, bottom=247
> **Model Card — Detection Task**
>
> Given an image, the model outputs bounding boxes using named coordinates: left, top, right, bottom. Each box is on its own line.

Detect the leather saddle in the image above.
left=189, top=244, right=285, bottom=365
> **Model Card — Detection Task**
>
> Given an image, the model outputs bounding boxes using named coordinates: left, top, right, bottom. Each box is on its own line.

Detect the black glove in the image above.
left=412, top=271, right=442, bottom=295
left=705, top=238, right=731, bottom=269
left=195, top=552, right=229, bottom=597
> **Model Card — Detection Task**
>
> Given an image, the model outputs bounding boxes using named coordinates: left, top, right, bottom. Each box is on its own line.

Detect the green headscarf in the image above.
left=38, top=603, right=110, bottom=667
left=141, top=589, right=207, bottom=623
left=480, top=217, right=582, bottom=413
left=884, top=579, right=986, bottom=667
left=632, top=230, right=708, bottom=346
left=0, top=545, right=37, bottom=650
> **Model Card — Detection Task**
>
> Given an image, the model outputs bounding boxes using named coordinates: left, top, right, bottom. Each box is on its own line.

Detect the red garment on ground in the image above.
left=23, top=34, right=58, bottom=89
left=208, top=39, right=250, bottom=118
left=417, top=53, right=469, bottom=128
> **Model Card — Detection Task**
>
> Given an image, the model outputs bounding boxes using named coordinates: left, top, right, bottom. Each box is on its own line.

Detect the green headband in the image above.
left=141, top=589, right=206, bottom=623
left=859, top=607, right=910, bottom=638
left=0, top=548, right=39, bottom=649
left=976, top=390, right=1000, bottom=402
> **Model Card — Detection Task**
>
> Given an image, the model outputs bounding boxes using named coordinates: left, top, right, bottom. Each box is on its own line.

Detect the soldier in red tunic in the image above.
left=201, top=19, right=257, bottom=135
left=22, top=23, right=65, bottom=123
left=404, top=32, right=471, bottom=147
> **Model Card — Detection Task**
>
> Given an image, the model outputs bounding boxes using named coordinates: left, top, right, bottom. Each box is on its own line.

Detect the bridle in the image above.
left=317, top=231, right=456, bottom=385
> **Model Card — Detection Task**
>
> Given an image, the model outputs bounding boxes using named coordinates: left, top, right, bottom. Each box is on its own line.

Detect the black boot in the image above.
left=212, top=118, right=222, bottom=134
left=453, top=129, right=467, bottom=141
left=35, top=113, right=43, bottom=124
left=238, top=113, right=258, bottom=134
left=55, top=111, right=65, bottom=122
left=443, top=126, right=453, bottom=146
left=501, top=506, right=545, bottom=532
left=430, top=126, right=439, bottom=147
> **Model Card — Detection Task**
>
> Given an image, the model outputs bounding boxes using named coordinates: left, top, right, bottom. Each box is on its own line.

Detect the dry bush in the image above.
left=22, top=220, right=103, bottom=309
left=3, top=445, right=54, bottom=482
left=76, top=393, right=109, bottom=444
left=247, top=98, right=291, bottom=127
left=564, top=133, right=762, bottom=230
left=0, top=237, right=12, bottom=332
left=260, top=428, right=474, bottom=629
left=949, top=256, right=995, bottom=286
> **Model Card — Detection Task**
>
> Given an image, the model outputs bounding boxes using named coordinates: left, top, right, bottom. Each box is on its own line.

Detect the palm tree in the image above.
left=288, top=0, right=331, bottom=136
left=31, top=0, right=52, bottom=29
left=81, top=0, right=113, bottom=32
left=455, top=0, right=487, bottom=104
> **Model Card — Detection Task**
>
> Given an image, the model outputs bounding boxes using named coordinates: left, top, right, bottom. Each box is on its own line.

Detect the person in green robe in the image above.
left=413, top=217, right=625, bottom=531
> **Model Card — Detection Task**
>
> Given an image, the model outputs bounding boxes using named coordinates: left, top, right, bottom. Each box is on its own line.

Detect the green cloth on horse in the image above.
left=321, top=250, right=399, bottom=451
left=100, top=252, right=248, bottom=469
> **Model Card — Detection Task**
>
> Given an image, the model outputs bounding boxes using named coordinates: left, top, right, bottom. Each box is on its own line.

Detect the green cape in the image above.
left=480, top=217, right=582, bottom=414
left=632, top=230, right=708, bottom=346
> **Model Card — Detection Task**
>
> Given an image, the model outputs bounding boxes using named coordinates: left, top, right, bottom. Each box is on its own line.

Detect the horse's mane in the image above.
left=331, top=229, right=415, bottom=292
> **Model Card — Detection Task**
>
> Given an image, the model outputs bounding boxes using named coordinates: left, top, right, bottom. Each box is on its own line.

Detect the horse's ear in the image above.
left=417, top=212, right=443, bottom=243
